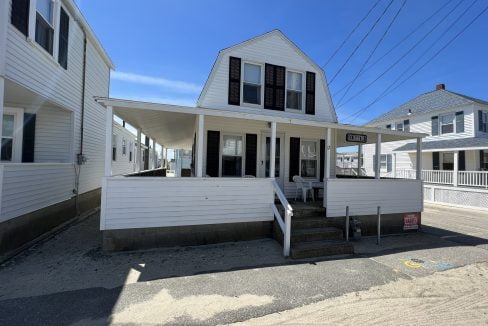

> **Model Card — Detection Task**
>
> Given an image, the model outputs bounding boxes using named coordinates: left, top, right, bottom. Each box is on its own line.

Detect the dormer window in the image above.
left=286, top=71, right=303, bottom=110
left=243, top=63, right=261, bottom=105
left=35, top=0, right=54, bottom=54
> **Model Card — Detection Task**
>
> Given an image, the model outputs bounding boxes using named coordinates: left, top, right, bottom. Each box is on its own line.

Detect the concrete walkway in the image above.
left=0, top=204, right=487, bottom=325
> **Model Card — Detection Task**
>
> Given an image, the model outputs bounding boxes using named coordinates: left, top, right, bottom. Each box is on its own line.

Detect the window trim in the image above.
left=439, top=113, right=455, bottom=135
left=299, top=138, right=319, bottom=180
left=219, top=132, right=246, bottom=177
left=285, top=69, right=305, bottom=112
left=240, top=61, right=264, bottom=108
left=379, top=154, right=392, bottom=173
left=1, top=107, right=25, bottom=163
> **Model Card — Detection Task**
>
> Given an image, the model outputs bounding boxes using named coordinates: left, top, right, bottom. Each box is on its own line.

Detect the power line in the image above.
left=328, top=0, right=395, bottom=85
left=336, top=0, right=407, bottom=107
left=332, top=0, right=454, bottom=98
left=321, top=0, right=382, bottom=68
left=336, top=0, right=464, bottom=109
left=345, top=2, right=488, bottom=123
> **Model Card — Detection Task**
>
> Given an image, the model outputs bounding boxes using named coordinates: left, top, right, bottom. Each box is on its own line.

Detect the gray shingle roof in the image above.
left=367, top=89, right=488, bottom=125
left=394, top=137, right=488, bottom=152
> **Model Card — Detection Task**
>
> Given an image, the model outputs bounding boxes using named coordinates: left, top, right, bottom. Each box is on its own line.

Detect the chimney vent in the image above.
left=436, top=83, right=445, bottom=90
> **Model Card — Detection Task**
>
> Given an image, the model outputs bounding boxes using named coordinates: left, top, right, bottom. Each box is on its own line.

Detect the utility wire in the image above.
left=332, top=0, right=454, bottom=98
left=328, top=0, right=396, bottom=85
left=321, top=0, right=382, bottom=68
left=336, top=0, right=407, bottom=107
left=345, top=2, right=488, bottom=123
left=336, top=0, right=464, bottom=109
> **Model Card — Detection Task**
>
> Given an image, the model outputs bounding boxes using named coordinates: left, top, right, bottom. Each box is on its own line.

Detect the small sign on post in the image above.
left=403, top=213, right=419, bottom=230
left=346, top=133, right=367, bottom=143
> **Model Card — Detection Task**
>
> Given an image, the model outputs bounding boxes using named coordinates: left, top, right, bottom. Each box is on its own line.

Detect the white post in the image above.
left=393, top=153, right=397, bottom=178
left=136, top=129, right=142, bottom=172
left=270, top=122, right=277, bottom=178
left=375, top=133, right=381, bottom=179
left=196, top=114, right=204, bottom=177
left=357, top=144, right=362, bottom=177
left=416, top=137, right=422, bottom=180
left=453, top=150, right=459, bottom=187
left=323, top=128, right=332, bottom=207
left=104, top=106, right=113, bottom=177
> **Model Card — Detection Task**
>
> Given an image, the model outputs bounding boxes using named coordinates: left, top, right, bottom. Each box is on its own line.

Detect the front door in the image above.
left=261, top=134, right=284, bottom=189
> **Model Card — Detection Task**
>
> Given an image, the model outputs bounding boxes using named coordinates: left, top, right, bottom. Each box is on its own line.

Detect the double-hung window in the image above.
left=373, top=154, right=392, bottom=173
left=129, top=141, right=133, bottom=162
left=112, top=134, right=117, bottom=161
left=35, top=0, right=54, bottom=54
left=1, top=108, right=24, bottom=162
left=242, top=63, right=261, bottom=105
left=395, top=122, right=404, bottom=132
left=300, top=140, right=318, bottom=178
left=286, top=71, right=302, bottom=110
left=481, top=111, right=488, bottom=133
left=222, top=135, right=243, bottom=176
left=122, top=139, right=127, bottom=155
left=440, top=113, right=454, bottom=134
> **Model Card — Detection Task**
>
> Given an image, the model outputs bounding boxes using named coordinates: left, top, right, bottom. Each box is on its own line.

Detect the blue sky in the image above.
left=77, top=0, right=488, bottom=125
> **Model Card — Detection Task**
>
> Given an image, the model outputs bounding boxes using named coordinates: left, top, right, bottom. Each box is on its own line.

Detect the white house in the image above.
left=0, top=0, right=116, bottom=255
left=363, top=84, right=488, bottom=210
left=96, top=30, right=425, bottom=258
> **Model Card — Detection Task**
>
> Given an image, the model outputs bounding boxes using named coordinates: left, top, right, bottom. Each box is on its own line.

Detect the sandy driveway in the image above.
left=234, top=262, right=488, bottom=325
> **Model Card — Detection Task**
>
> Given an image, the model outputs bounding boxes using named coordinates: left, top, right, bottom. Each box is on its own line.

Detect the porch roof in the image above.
left=95, top=97, right=426, bottom=148
left=394, top=137, right=488, bottom=153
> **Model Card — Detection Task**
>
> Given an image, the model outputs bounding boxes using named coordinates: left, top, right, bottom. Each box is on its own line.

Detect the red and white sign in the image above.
left=403, top=213, right=419, bottom=230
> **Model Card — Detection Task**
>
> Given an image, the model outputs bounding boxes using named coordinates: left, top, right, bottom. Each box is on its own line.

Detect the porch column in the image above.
left=375, top=133, right=381, bottom=179
left=270, top=121, right=277, bottom=179
left=453, top=150, right=459, bottom=186
left=152, top=139, right=157, bottom=169
left=323, top=128, right=332, bottom=207
left=196, top=114, right=204, bottom=177
left=104, top=106, right=113, bottom=177
left=393, top=153, right=397, bottom=178
left=357, top=144, right=362, bottom=177
left=136, top=129, right=142, bottom=172
left=416, top=137, right=422, bottom=180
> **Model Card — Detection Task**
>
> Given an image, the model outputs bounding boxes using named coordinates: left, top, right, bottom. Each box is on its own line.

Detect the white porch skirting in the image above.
left=100, top=177, right=274, bottom=230
left=424, top=184, right=488, bottom=211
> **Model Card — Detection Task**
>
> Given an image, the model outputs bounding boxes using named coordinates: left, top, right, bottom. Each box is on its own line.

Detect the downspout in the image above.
left=74, top=27, right=88, bottom=216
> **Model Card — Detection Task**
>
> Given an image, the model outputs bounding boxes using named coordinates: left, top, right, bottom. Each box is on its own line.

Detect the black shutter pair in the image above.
left=455, top=111, right=464, bottom=133
left=264, top=64, right=285, bottom=111
left=58, top=8, right=69, bottom=69
left=22, top=113, right=36, bottom=163
left=228, top=57, right=241, bottom=105
left=431, top=116, right=439, bottom=136
left=305, top=72, right=316, bottom=115
left=11, top=0, right=30, bottom=37
left=432, top=152, right=440, bottom=170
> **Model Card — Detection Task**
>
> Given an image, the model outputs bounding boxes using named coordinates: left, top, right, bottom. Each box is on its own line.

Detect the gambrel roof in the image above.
left=367, top=89, right=488, bottom=125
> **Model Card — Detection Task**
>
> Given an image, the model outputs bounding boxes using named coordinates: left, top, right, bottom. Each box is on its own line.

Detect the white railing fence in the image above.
left=395, top=169, right=488, bottom=188
left=272, top=180, right=293, bottom=257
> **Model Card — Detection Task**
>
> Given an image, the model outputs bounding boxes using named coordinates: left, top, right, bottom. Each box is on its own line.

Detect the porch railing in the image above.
left=395, top=169, right=488, bottom=188
left=272, top=179, right=293, bottom=257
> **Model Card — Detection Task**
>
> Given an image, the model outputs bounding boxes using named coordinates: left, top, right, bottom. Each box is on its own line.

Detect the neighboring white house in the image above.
left=363, top=84, right=488, bottom=210
left=0, top=0, right=116, bottom=255
left=112, top=119, right=137, bottom=176
left=96, top=30, right=426, bottom=257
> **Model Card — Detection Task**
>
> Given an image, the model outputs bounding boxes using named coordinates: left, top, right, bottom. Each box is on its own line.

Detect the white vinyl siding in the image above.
left=111, top=123, right=136, bottom=176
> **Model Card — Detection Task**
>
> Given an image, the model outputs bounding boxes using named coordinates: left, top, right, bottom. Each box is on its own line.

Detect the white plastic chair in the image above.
left=292, top=175, right=314, bottom=203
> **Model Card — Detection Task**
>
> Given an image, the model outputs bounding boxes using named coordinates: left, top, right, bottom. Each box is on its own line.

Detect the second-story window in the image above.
left=243, top=63, right=261, bottom=105
left=286, top=71, right=302, bottom=110
left=35, top=0, right=54, bottom=54
left=396, top=122, right=404, bottom=131
left=440, top=113, right=454, bottom=134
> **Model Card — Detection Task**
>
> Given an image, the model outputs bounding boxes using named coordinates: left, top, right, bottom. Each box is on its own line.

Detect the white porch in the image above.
left=96, top=97, right=426, bottom=256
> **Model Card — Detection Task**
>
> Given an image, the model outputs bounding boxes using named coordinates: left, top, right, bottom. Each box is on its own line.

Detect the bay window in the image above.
left=300, top=140, right=318, bottom=178
left=222, top=135, right=243, bottom=176
left=35, top=0, right=54, bottom=54
left=286, top=71, right=302, bottom=110
left=440, top=113, right=454, bottom=134
left=243, top=63, right=261, bottom=105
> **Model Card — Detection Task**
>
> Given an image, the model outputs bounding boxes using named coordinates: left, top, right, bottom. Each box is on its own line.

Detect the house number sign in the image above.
left=346, top=133, right=367, bottom=143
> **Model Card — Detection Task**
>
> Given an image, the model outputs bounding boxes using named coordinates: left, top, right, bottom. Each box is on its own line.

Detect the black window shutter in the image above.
left=305, top=72, right=316, bottom=115
left=228, top=57, right=241, bottom=105
left=275, top=65, right=285, bottom=111
left=289, top=137, right=300, bottom=182
left=320, top=139, right=325, bottom=182
left=264, top=64, right=275, bottom=109
left=245, top=134, right=257, bottom=176
left=431, top=116, right=439, bottom=136
left=455, top=111, right=464, bottom=133
left=58, top=7, right=69, bottom=69
left=264, top=64, right=285, bottom=111
left=403, top=119, right=410, bottom=132
left=11, top=0, right=30, bottom=37
left=458, top=150, right=465, bottom=171
left=479, top=110, right=484, bottom=132
left=206, top=130, right=220, bottom=177
left=386, top=124, right=391, bottom=129
left=432, top=152, right=440, bottom=170
left=22, top=113, right=36, bottom=163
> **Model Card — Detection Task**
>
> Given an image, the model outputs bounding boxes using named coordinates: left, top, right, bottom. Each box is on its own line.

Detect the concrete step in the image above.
left=291, top=240, right=354, bottom=259
left=291, top=227, right=343, bottom=244
left=292, top=217, right=331, bottom=229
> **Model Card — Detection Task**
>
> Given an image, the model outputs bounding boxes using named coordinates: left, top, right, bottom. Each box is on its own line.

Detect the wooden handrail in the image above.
left=272, top=179, right=293, bottom=257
